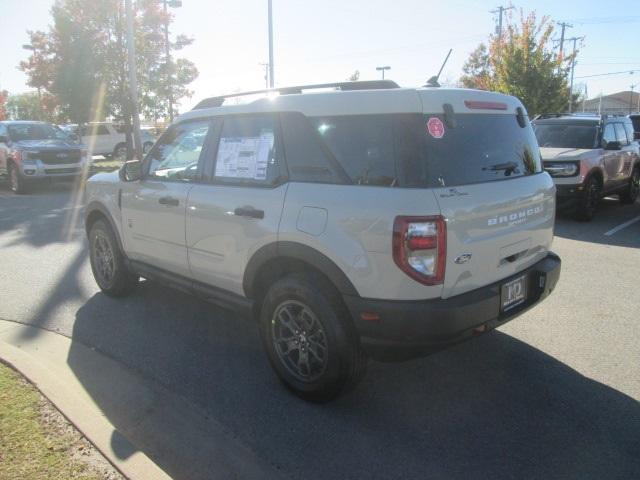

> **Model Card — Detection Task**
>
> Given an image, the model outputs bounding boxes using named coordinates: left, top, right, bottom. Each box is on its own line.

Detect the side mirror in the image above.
left=605, top=140, right=622, bottom=151
left=0, top=135, right=8, bottom=144
left=119, top=160, right=142, bottom=182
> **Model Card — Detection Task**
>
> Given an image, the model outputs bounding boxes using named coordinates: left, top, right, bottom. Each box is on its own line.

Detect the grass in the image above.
left=0, top=363, right=105, bottom=480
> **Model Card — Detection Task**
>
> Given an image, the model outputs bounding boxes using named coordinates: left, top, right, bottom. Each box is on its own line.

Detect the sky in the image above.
left=1, top=0, right=639, bottom=113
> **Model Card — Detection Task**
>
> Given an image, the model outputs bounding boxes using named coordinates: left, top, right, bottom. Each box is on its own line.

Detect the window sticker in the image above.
left=215, top=131, right=274, bottom=180
left=427, top=117, right=445, bottom=139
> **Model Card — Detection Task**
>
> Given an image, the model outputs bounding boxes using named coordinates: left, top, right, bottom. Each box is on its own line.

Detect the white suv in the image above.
left=84, top=81, right=561, bottom=401
left=77, top=123, right=155, bottom=159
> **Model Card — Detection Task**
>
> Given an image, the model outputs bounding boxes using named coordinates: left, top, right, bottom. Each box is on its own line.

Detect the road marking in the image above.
left=604, top=215, right=640, bottom=236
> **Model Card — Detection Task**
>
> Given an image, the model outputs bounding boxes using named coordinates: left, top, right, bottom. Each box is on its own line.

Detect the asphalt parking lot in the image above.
left=1, top=181, right=639, bottom=480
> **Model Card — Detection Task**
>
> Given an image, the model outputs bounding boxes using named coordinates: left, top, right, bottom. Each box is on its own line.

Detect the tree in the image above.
left=0, top=91, right=8, bottom=121
left=347, top=70, right=360, bottom=82
left=19, top=0, right=198, bottom=124
left=6, top=93, right=44, bottom=120
left=459, top=11, right=572, bottom=116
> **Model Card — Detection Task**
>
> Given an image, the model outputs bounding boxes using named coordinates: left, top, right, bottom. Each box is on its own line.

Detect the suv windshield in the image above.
left=310, top=113, right=541, bottom=188
left=7, top=123, right=66, bottom=142
left=533, top=123, right=598, bottom=149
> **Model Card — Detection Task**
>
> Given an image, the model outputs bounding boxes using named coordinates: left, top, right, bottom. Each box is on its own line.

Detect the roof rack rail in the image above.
left=192, top=80, right=400, bottom=110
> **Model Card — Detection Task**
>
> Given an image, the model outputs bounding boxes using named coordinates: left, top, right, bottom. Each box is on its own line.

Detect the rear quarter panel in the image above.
left=279, top=183, right=444, bottom=301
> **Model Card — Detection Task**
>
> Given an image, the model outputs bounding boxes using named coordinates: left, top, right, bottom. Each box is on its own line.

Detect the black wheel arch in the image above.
left=243, top=242, right=359, bottom=301
left=85, top=202, right=124, bottom=252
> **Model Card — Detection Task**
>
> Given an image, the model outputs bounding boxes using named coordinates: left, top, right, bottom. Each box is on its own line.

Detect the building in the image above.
left=581, top=91, right=640, bottom=115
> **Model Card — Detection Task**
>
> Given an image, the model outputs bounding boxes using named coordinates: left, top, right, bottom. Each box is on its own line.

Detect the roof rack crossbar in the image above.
left=192, top=80, right=400, bottom=110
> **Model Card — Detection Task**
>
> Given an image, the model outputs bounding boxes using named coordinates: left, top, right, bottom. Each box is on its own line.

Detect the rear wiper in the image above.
left=483, top=161, right=519, bottom=175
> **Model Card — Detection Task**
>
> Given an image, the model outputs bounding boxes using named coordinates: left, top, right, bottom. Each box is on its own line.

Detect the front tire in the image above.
left=259, top=273, right=367, bottom=402
left=8, top=162, right=30, bottom=194
left=620, top=166, right=640, bottom=204
left=574, top=176, right=600, bottom=221
left=89, top=219, right=138, bottom=297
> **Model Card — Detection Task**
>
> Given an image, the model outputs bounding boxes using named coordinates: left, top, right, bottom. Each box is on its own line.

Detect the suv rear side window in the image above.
left=614, top=123, right=629, bottom=145
left=309, top=114, right=425, bottom=187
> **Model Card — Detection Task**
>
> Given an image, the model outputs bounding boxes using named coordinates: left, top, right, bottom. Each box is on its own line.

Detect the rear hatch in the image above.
left=417, top=90, right=555, bottom=299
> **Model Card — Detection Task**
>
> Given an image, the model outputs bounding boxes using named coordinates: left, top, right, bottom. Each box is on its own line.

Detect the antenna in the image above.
left=425, top=49, right=453, bottom=87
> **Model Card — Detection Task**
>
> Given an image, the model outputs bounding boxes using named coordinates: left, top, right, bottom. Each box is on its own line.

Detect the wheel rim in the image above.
left=271, top=300, right=328, bottom=382
left=92, top=232, right=116, bottom=285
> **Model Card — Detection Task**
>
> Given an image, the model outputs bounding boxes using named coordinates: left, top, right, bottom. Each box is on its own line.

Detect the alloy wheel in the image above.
left=93, top=232, right=116, bottom=286
left=271, top=300, right=329, bottom=382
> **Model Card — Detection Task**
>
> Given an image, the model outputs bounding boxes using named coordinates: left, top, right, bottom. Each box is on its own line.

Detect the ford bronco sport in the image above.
left=84, top=81, right=561, bottom=401
left=533, top=114, right=640, bottom=220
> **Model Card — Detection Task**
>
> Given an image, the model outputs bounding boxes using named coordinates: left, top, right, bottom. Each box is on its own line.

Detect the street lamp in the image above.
left=162, top=0, right=182, bottom=122
left=630, top=84, right=636, bottom=115
left=376, top=66, right=391, bottom=80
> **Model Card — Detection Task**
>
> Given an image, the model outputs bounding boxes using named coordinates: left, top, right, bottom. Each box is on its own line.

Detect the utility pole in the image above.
left=268, top=0, right=274, bottom=88
left=631, top=84, right=637, bottom=114
left=557, top=21, right=572, bottom=60
left=376, top=66, right=391, bottom=79
left=259, top=63, right=269, bottom=88
left=162, top=0, right=182, bottom=123
left=491, top=5, right=514, bottom=41
left=125, top=0, right=143, bottom=159
left=566, top=36, right=584, bottom=113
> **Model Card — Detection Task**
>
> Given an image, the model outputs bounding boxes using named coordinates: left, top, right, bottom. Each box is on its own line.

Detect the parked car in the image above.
left=533, top=114, right=640, bottom=220
left=69, top=122, right=156, bottom=159
left=0, top=120, right=89, bottom=194
left=84, top=81, right=561, bottom=401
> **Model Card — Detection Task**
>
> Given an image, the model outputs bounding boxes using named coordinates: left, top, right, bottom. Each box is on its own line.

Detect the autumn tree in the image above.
left=459, top=11, right=573, bottom=116
left=19, top=0, right=198, bottom=125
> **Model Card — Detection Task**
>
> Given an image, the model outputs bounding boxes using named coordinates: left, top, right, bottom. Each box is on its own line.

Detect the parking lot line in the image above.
left=604, top=215, right=640, bottom=236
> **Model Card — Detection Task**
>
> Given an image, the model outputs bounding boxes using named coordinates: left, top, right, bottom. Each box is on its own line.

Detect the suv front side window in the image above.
left=614, top=123, right=629, bottom=145
left=145, top=120, right=211, bottom=182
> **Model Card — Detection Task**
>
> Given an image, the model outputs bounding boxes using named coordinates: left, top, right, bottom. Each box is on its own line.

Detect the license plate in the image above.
left=501, top=275, right=527, bottom=312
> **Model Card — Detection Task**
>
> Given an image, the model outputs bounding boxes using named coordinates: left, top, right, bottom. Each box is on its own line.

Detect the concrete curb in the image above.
left=0, top=320, right=285, bottom=480
left=0, top=320, right=171, bottom=480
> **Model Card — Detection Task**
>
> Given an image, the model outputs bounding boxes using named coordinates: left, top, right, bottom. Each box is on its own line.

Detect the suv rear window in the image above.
left=307, top=113, right=540, bottom=188
left=533, top=123, right=598, bottom=149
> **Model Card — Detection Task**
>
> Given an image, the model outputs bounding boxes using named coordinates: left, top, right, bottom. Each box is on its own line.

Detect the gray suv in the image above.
left=84, top=81, right=561, bottom=401
left=533, top=114, right=640, bottom=220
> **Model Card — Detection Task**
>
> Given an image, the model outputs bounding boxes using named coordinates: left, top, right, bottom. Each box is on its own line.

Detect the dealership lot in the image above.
left=0, top=183, right=639, bottom=479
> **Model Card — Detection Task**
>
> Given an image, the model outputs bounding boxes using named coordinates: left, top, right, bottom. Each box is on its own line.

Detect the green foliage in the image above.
left=459, top=11, right=573, bottom=116
left=19, top=0, right=198, bottom=123
left=348, top=70, right=360, bottom=82
left=0, top=90, right=8, bottom=120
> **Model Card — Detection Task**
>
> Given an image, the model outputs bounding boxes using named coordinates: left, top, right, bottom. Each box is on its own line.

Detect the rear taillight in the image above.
left=393, top=216, right=446, bottom=285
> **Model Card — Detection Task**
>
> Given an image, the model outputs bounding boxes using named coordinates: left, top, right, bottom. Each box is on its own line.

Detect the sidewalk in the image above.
left=0, top=320, right=284, bottom=480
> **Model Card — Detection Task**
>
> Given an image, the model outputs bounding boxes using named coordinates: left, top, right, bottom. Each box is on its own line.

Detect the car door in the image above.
left=616, top=122, right=636, bottom=182
left=186, top=114, right=288, bottom=296
left=121, top=119, right=213, bottom=278
left=601, top=123, right=624, bottom=190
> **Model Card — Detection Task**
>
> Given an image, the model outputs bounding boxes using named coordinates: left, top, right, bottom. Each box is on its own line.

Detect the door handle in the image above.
left=158, top=196, right=180, bottom=207
left=234, top=206, right=264, bottom=219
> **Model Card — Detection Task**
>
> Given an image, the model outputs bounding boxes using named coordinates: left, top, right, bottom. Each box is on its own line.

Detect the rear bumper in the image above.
left=343, top=252, right=561, bottom=361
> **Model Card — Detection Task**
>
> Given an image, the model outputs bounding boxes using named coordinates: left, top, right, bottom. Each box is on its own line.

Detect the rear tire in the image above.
left=259, top=273, right=367, bottom=402
left=88, top=219, right=138, bottom=297
left=574, top=176, right=600, bottom=221
left=620, top=166, right=640, bottom=204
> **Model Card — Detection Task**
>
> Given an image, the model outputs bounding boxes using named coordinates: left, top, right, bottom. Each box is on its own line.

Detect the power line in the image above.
left=576, top=70, right=637, bottom=79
